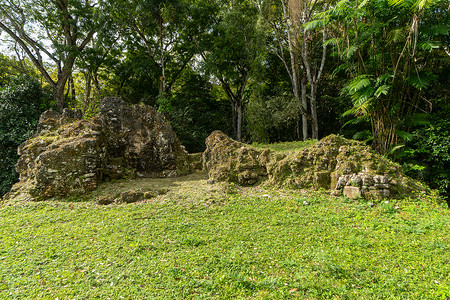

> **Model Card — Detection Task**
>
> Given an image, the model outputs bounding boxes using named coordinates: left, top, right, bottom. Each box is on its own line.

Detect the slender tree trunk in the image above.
left=84, top=72, right=92, bottom=112
left=69, top=75, right=76, bottom=105
left=279, top=0, right=312, bottom=140
left=310, top=85, right=319, bottom=139
left=301, top=74, right=308, bottom=140
left=236, top=101, right=242, bottom=142
left=232, top=102, right=237, bottom=140
left=159, top=19, right=166, bottom=98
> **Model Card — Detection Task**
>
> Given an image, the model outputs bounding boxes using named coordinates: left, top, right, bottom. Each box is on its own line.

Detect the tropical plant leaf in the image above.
left=406, top=72, right=438, bottom=90
left=344, top=45, right=358, bottom=59
left=387, top=144, right=405, bottom=156
left=304, top=20, right=323, bottom=31
left=388, top=0, right=407, bottom=7
left=353, top=129, right=372, bottom=141
left=413, top=0, right=437, bottom=11
left=388, top=28, right=407, bottom=43
left=418, top=40, right=441, bottom=51
left=324, top=38, right=338, bottom=47
left=347, top=75, right=372, bottom=93
left=376, top=74, right=394, bottom=85
left=374, top=85, right=390, bottom=98
left=397, top=130, right=414, bottom=142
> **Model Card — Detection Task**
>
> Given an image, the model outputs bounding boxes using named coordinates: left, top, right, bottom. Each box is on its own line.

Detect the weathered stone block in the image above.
left=343, top=186, right=362, bottom=199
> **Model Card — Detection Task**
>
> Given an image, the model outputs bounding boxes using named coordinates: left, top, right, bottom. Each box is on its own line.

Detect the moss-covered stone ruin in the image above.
left=3, top=103, right=426, bottom=202
left=4, top=97, right=193, bottom=201
left=202, top=131, right=425, bottom=199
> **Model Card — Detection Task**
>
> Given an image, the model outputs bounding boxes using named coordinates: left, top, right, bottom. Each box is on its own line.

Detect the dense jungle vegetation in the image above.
left=0, top=0, right=448, bottom=200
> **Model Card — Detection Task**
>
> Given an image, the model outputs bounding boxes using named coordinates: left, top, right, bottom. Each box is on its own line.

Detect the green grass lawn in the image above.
left=0, top=175, right=449, bottom=299
left=251, top=140, right=317, bottom=152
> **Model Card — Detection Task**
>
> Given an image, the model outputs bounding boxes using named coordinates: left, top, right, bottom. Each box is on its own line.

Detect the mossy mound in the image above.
left=203, top=131, right=426, bottom=198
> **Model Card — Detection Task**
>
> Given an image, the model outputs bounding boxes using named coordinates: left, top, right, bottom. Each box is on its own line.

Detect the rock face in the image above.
left=4, top=97, right=191, bottom=201
left=203, top=131, right=425, bottom=198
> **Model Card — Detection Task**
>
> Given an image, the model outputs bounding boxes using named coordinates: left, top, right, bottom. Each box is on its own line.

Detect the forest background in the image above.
left=0, top=0, right=448, bottom=200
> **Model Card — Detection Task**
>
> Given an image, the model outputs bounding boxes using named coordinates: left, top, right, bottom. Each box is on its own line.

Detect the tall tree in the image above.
left=0, top=0, right=99, bottom=111
left=258, top=0, right=330, bottom=140
left=199, top=0, right=263, bottom=141
left=103, top=0, right=203, bottom=105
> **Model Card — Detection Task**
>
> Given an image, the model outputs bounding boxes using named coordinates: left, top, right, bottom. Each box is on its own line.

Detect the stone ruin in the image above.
left=203, top=131, right=426, bottom=199
left=3, top=105, right=426, bottom=202
left=3, top=97, right=194, bottom=201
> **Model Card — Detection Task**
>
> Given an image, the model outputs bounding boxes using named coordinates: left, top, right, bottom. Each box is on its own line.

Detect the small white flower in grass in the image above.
left=303, top=201, right=309, bottom=206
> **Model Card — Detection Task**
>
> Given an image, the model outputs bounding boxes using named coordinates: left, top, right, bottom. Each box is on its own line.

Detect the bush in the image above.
left=0, top=75, right=49, bottom=196
left=397, top=99, right=449, bottom=204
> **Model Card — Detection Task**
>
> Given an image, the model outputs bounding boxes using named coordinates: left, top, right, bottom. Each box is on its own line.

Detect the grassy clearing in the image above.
left=251, top=140, right=317, bottom=152
left=0, top=173, right=449, bottom=299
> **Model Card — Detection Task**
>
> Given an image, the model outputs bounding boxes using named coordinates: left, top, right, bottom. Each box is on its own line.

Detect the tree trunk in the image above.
left=310, top=85, right=319, bottom=139
left=301, top=74, right=308, bottom=140
left=159, top=18, right=166, bottom=97
left=84, top=72, right=92, bottom=112
left=54, top=81, right=66, bottom=112
left=236, top=101, right=242, bottom=142
left=69, top=75, right=76, bottom=105
left=232, top=102, right=237, bottom=140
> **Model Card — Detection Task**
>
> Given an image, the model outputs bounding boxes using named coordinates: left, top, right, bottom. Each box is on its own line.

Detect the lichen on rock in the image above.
left=3, top=97, right=192, bottom=201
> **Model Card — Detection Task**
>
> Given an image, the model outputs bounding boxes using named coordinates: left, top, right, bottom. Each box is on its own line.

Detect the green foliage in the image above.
left=165, top=71, right=231, bottom=153
left=0, top=76, right=49, bottom=196
left=397, top=99, right=450, bottom=202
left=0, top=54, right=40, bottom=87
left=0, top=184, right=448, bottom=298
left=245, top=93, right=300, bottom=143
left=320, top=0, right=448, bottom=154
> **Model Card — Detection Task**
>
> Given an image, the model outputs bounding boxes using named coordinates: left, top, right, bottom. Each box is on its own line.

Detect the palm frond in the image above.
left=343, top=45, right=358, bottom=59
left=374, top=85, right=390, bottom=98
left=418, top=40, right=441, bottom=51
left=304, top=20, right=324, bottom=31
left=388, top=28, right=407, bottom=43
left=353, top=130, right=373, bottom=141
left=396, top=130, right=414, bottom=142
left=346, top=75, right=372, bottom=93
left=376, top=74, right=394, bottom=85
left=406, top=72, right=438, bottom=90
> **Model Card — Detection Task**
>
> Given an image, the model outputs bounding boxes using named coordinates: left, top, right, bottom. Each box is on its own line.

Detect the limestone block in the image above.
left=343, top=186, right=362, bottom=199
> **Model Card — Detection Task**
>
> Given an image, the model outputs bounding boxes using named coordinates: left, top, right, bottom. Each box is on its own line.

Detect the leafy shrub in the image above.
left=397, top=100, right=449, bottom=204
left=0, top=75, right=49, bottom=196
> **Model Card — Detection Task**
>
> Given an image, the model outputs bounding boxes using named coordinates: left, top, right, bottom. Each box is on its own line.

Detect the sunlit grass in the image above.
left=0, top=178, right=448, bottom=299
left=251, top=140, right=318, bottom=152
